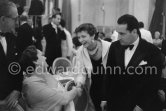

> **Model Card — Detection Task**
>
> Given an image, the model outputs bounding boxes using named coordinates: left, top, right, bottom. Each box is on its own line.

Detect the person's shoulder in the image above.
left=5, top=33, right=16, bottom=39
left=110, top=40, right=120, bottom=47
left=20, top=23, right=32, bottom=30
left=43, top=23, right=51, bottom=29
left=141, top=39, right=154, bottom=46
left=101, top=39, right=111, bottom=51
left=141, top=39, right=160, bottom=53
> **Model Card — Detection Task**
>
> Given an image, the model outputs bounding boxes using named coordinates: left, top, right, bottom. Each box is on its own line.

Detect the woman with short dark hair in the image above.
left=20, top=45, right=81, bottom=111
left=74, top=23, right=111, bottom=111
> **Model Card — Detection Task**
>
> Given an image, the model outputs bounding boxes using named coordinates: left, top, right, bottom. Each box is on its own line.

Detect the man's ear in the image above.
left=132, top=29, right=137, bottom=35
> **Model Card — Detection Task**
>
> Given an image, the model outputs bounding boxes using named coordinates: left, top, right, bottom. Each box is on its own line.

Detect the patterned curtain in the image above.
left=62, top=0, right=72, bottom=33
left=54, top=0, right=59, bottom=8
left=149, top=0, right=164, bottom=38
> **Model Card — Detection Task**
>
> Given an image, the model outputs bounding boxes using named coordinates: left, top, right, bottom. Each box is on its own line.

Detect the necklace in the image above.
left=87, top=41, right=97, bottom=51
left=90, top=41, right=102, bottom=61
left=88, top=41, right=99, bottom=56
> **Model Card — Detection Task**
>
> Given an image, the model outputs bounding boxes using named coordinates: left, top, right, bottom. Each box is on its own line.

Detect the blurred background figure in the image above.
left=154, top=31, right=161, bottom=39
left=71, top=34, right=82, bottom=65
left=111, top=29, right=118, bottom=42
left=52, top=7, right=61, bottom=15
left=16, top=15, right=34, bottom=59
left=153, top=31, right=163, bottom=49
left=97, top=32, right=105, bottom=40
left=139, top=21, right=153, bottom=43
left=72, top=35, right=82, bottom=50
left=59, top=19, right=73, bottom=60
left=42, top=13, right=67, bottom=68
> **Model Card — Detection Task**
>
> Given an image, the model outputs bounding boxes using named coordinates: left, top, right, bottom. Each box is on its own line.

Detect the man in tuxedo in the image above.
left=59, top=19, right=73, bottom=59
left=16, top=15, right=34, bottom=59
left=106, top=14, right=164, bottom=111
left=43, top=13, right=67, bottom=68
left=0, top=0, right=23, bottom=110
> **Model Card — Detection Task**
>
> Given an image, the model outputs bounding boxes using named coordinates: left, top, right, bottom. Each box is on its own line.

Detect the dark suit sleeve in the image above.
left=136, top=47, right=165, bottom=111
left=103, top=43, right=115, bottom=100
left=12, top=70, right=23, bottom=92
left=101, top=70, right=109, bottom=101
left=42, top=25, right=48, bottom=38
left=59, top=29, right=66, bottom=40
left=9, top=36, right=23, bottom=92
left=17, top=24, right=33, bottom=58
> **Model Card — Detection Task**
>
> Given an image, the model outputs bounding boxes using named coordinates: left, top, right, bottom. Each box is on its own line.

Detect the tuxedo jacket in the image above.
left=161, top=40, right=166, bottom=56
left=17, top=23, right=34, bottom=59
left=106, top=38, right=164, bottom=111
left=43, top=23, right=66, bottom=67
left=0, top=33, right=23, bottom=100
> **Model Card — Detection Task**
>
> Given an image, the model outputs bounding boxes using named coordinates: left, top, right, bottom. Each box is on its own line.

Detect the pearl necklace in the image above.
left=88, top=41, right=99, bottom=57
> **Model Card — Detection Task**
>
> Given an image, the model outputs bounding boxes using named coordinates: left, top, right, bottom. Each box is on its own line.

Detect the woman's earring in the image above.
left=92, top=39, right=94, bottom=43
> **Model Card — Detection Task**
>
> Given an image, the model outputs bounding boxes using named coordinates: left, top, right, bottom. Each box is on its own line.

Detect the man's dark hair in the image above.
left=60, top=19, right=66, bottom=28
left=19, top=45, right=38, bottom=72
left=117, top=14, right=141, bottom=37
left=75, top=23, right=98, bottom=39
left=52, top=12, right=61, bottom=18
left=138, top=21, right=144, bottom=28
left=54, top=7, right=61, bottom=12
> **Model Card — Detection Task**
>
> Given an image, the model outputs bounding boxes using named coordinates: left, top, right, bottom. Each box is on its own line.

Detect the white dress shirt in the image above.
left=124, top=37, right=139, bottom=67
left=0, top=36, right=7, bottom=55
left=51, top=22, right=58, bottom=33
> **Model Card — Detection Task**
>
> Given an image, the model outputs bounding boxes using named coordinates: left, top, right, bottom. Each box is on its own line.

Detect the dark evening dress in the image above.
left=90, top=57, right=106, bottom=111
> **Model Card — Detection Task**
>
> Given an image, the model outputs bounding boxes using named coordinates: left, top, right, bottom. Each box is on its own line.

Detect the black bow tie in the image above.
left=0, top=32, right=6, bottom=37
left=123, top=45, right=134, bottom=50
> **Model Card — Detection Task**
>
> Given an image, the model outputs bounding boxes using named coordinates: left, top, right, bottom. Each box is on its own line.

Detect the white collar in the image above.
left=51, top=22, right=57, bottom=29
left=131, top=37, right=139, bottom=48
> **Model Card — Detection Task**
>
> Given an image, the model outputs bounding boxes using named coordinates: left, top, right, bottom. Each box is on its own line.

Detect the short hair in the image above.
left=117, top=14, right=141, bottom=37
left=138, top=21, right=144, bottom=28
left=54, top=7, right=61, bottom=12
left=19, top=45, right=38, bottom=73
left=60, top=19, right=66, bottom=28
left=52, top=12, right=61, bottom=18
left=0, top=0, right=16, bottom=17
left=75, top=23, right=98, bottom=39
